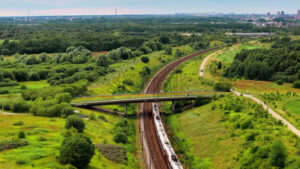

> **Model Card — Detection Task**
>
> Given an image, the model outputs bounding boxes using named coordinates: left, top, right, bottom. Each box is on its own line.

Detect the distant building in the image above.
left=296, top=10, right=300, bottom=20
left=277, top=11, right=281, bottom=17
left=267, top=12, right=271, bottom=18
left=281, top=11, right=285, bottom=18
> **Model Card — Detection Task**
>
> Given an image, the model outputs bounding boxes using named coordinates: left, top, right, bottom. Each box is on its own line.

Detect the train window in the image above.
left=156, top=116, right=160, bottom=120
left=165, top=142, right=169, bottom=145
left=171, top=155, right=178, bottom=162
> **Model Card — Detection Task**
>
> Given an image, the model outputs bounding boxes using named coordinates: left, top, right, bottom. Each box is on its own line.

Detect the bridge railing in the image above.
left=71, top=91, right=230, bottom=104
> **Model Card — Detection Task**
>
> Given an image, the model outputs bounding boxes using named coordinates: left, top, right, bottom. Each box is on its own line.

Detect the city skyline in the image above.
left=0, top=0, right=300, bottom=16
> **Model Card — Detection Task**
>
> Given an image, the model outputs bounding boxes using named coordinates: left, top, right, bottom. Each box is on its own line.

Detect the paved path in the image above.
left=199, top=50, right=223, bottom=77
left=199, top=49, right=300, bottom=137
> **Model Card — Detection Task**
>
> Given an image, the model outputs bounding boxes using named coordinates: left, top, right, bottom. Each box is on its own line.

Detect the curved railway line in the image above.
left=139, top=47, right=219, bottom=169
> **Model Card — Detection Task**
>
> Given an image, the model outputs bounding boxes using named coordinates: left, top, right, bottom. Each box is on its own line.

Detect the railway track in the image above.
left=140, top=47, right=219, bottom=169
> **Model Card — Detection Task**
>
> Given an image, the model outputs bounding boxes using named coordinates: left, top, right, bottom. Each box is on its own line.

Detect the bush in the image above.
left=0, top=139, right=28, bottom=152
left=59, top=134, right=95, bottom=169
left=55, top=93, right=72, bottom=103
left=141, top=56, right=150, bottom=63
left=13, top=121, right=24, bottom=126
left=213, top=82, right=232, bottom=91
left=98, top=115, right=107, bottom=122
left=20, top=85, right=27, bottom=89
left=89, top=113, right=96, bottom=121
left=276, top=80, right=283, bottom=85
left=10, top=100, right=30, bottom=113
left=113, top=132, right=128, bottom=144
left=29, top=73, right=40, bottom=81
left=269, top=140, right=287, bottom=168
left=292, top=80, right=300, bottom=88
left=18, top=131, right=26, bottom=139
left=65, top=115, right=85, bottom=132
left=0, top=89, right=9, bottom=94
left=96, top=54, right=109, bottom=67
left=13, top=70, right=29, bottom=82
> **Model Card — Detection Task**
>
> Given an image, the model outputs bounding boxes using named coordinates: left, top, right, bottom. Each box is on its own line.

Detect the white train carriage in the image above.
left=152, top=103, right=183, bottom=169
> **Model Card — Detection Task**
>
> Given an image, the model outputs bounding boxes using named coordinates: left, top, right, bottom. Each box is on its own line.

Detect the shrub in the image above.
left=13, top=70, right=29, bottom=82
left=13, top=121, right=24, bottom=126
left=20, top=85, right=27, bottom=89
left=292, top=80, right=300, bottom=88
left=65, top=115, right=85, bottom=133
left=89, top=113, right=96, bottom=121
left=29, top=73, right=40, bottom=81
left=98, top=115, right=107, bottom=122
left=59, top=134, right=95, bottom=169
left=0, top=89, right=9, bottom=94
left=96, top=54, right=109, bottom=67
left=10, top=100, right=30, bottom=113
left=0, top=139, right=28, bottom=151
left=113, top=132, right=128, bottom=144
left=55, top=93, right=72, bottom=103
left=213, top=82, right=232, bottom=91
left=269, top=140, right=287, bottom=168
left=141, top=56, right=150, bottom=63
left=18, top=131, right=26, bottom=139
left=276, top=80, right=283, bottom=85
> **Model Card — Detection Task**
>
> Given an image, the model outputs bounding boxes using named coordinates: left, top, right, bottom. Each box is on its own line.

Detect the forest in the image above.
left=0, top=16, right=266, bottom=55
left=224, top=37, right=300, bottom=84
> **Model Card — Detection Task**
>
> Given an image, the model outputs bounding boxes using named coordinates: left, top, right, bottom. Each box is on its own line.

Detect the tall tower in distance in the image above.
left=115, top=9, right=118, bottom=17
left=296, top=10, right=300, bottom=20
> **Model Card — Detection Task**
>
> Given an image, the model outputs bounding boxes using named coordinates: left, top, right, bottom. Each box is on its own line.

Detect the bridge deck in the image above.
left=71, top=91, right=229, bottom=107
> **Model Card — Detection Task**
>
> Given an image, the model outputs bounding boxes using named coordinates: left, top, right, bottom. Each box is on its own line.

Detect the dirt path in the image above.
left=0, top=111, right=26, bottom=115
left=199, top=50, right=224, bottom=77
left=199, top=50, right=300, bottom=137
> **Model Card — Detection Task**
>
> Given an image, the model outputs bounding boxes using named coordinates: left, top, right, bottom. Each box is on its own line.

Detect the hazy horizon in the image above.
left=0, top=0, right=300, bottom=17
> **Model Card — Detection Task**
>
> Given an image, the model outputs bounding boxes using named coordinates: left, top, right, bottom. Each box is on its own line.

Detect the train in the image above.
left=152, top=103, right=184, bottom=169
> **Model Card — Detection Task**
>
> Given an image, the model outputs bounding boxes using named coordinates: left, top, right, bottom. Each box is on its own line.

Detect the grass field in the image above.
left=216, top=41, right=271, bottom=63
left=0, top=108, right=141, bottom=169
left=285, top=99, right=300, bottom=115
left=166, top=96, right=300, bottom=169
left=163, top=50, right=216, bottom=92
left=167, top=100, right=241, bottom=169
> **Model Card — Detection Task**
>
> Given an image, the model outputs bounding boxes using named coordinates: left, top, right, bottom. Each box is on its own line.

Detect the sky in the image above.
left=0, top=0, right=300, bottom=16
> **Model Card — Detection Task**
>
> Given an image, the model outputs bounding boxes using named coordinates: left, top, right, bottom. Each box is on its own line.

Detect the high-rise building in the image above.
left=277, top=11, right=281, bottom=17
left=296, top=10, right=300, bottom=20
left=267, top=12, right=271, bottom=18
left=281, top=11, right=285, bottom=18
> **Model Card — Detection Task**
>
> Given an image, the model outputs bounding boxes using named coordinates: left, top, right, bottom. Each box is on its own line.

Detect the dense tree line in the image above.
left=224, top=37, right=300, bottom=83
left=0, top=16, right=257, bottom=55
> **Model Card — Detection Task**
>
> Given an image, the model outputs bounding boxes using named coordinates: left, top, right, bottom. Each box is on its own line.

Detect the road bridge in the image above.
left=71, top=91, right=229, bottom=115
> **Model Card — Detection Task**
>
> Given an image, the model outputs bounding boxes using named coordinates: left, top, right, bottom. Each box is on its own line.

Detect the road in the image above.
left=199, top=50, right=223, bottom=77
left=199, top=49, right=300, bottom=137
left=140, top=48, right=219, bottom=169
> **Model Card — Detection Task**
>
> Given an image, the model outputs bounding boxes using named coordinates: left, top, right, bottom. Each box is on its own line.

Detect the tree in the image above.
left=213, top=82, right=232, bottom=91
left=18, top=131, right=26, bottom=139
left=65, top=115, right=85, bottom=132
left=165, top=46, right=172, bottom=55
left=141, top=56, right=150, bottom=63
left=59, top=134, right=95, bottom=169
left=13, top=70, right=29, bottom=82
left=269, top=140, right=287, bottom=168
left=113, top=132, right=128, bottom=144
left=293, top=80, right=300, bottom=88
left=55, top=93, right=72, bottom=103
left=96, top=54, right=109, bottom=67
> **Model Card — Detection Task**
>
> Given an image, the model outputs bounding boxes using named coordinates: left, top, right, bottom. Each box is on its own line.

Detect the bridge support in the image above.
left=124, top=104, right=128, bottom=116
left=172, top=101, right=175, bottom=114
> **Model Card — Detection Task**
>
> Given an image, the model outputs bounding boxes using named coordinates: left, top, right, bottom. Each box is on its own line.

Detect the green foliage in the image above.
left=13, top=121, right=24, bottom=126
left=225, top=37, right=300, bottom=83
left=13, top=70, right=29, bottom=82
left=96, top=54, right=109, bottom=67
left=213, top=82, right=232, bottom=91
left=113, top=132, right=128, bottom=144
left=65, top=115, right=85, bottom=133
left=292, top=80, right=300, bottom=88
left=88, top=113, right=96, bottom=121
left=0, top=139, right=28, bottom=152
left=55, top=93, right=72, bottom=103
left=108, top=47, right=133, bottom=61
left=18, top=131, right=26, bottom=139
left=59, top=134, right=95, bottom=169
left=141, top=56, right=150, bottom=63
left=269, top=140, right=287, bottom=168
left=139, top=66, right=151, bottom=77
